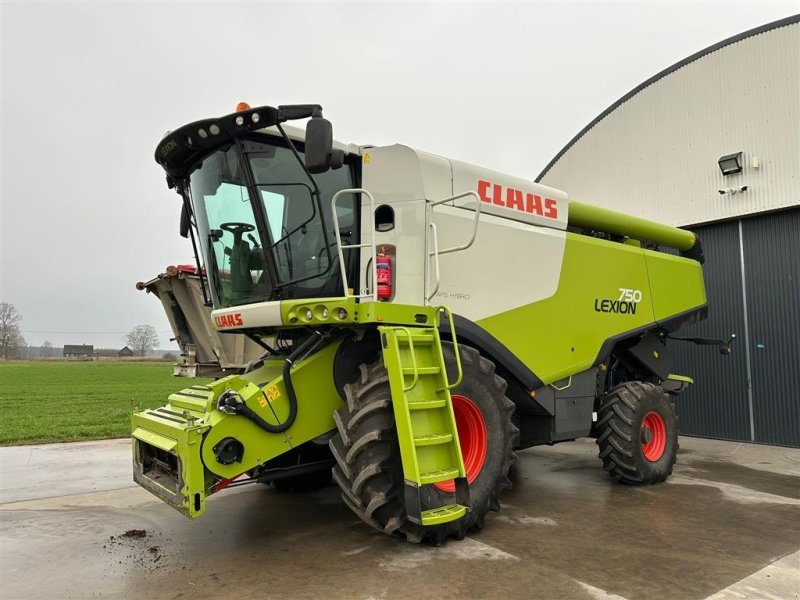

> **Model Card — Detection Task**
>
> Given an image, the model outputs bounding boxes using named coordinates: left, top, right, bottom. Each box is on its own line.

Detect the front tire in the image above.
left=329, top=343, right=517, bottom=544
left=596, top=381, right=678, bottom=484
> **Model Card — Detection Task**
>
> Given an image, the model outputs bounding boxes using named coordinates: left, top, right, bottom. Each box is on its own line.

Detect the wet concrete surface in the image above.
left=1, top=436, right=798, bottom=599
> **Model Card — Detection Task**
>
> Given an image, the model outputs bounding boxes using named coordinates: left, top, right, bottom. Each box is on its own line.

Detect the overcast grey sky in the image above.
left=1, top=1, right=797, bottom=349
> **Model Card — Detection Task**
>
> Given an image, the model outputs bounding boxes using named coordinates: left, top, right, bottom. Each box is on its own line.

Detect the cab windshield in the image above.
left=188, top=137, right=356, bottom=308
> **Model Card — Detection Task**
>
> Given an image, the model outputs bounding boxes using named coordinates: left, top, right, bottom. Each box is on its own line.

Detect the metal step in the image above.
left=396, top=333, right=436, bottom=345
left=414, top=433, right=454, bottom=446
left=408, top=399, right=447, bottom=410
left=419, top=468, right=461, bottom=485
left=402, top=366, right=441, bottom=375
left=420, top=504, right=468, bottom=526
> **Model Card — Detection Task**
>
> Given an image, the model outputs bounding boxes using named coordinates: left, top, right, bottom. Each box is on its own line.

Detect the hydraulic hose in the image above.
left=217, top=330, right=324, bottom=434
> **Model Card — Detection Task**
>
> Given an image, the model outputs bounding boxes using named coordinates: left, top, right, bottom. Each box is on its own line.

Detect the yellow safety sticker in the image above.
left=364, top=152, right=371, bottom=165
left=265, top=385, right=281, bottom=402
left=258, top=396, right=268, bottom=408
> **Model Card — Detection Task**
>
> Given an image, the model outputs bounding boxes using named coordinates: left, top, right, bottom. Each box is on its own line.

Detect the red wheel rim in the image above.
left=641, top=411, right=667, bottom=461
left=434, top=394, right=488, bottom=493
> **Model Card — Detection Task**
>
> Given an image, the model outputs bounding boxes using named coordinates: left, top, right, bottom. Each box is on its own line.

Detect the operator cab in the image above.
left=156, top=104, right=360, bottom=310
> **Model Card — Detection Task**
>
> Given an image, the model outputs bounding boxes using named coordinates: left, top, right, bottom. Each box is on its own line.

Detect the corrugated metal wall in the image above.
left=742, top=209, right=800, bottom=446
left=672, top=208, right=800, bottom=447
left=539, top=22, right=800, bottom=227
left=671, top=220, right=751, bottom=441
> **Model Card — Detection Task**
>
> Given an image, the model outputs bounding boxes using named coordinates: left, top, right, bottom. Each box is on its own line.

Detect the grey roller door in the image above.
left=742, top=208, right=800, bottom=446
left=671, top=208, right=799, bottom=447
left=672, top=220, right=751, bottom=442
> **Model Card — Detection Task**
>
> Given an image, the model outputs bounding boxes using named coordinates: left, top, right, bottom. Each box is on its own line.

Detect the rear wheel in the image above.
left=596, top=381, right=678, bottom=484
left=329, top=343, right=517, bottom=544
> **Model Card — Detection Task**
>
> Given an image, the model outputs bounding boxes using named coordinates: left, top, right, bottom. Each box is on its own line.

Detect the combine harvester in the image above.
left=133, top=103, right=728, bottom=543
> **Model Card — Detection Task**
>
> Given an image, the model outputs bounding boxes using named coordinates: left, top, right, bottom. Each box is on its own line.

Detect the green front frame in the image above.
left=132, top=302, right=445, bottom=518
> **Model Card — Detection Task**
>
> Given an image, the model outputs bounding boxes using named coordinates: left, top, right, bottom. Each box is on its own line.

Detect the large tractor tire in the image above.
left=329, top=343, right=517, bottom=544
left=596, top=381, right=678, bottom=484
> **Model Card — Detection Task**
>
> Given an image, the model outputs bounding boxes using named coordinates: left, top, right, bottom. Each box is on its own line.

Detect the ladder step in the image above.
left=420, top=504, right=468, bottom=526
left=408, top=399, right=447, bottom=410
left=396, top=333, right=435, bottom=345
left=402, top=366, right=441, bottom=376
left=419, top=468, right=461, bottom=485
left=414, top=433, right=453, bottom=446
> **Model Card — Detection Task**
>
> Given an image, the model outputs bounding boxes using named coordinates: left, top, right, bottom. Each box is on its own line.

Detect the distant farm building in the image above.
left=63, top=344, right=94, bottom=359
left=117, top=346, right=134, bottom=357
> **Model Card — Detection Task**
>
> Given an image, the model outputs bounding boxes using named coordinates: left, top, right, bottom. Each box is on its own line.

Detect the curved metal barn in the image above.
left=538, top=15, right=800, bottom=446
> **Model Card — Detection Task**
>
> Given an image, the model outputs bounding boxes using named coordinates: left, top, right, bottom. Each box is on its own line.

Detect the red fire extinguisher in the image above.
left=376, top=248, right=392, bottom=300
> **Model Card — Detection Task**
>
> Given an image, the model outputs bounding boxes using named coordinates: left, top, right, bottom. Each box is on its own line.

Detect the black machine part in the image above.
left=213, top=437, right=244, bottom=465
left=668, top=333, right=736, bottom=355
left=616, top=331, right=673, bottom=381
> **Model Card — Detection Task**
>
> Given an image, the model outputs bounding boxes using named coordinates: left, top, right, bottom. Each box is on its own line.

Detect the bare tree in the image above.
left=0, top=302, right=24, bottom=360
left=125, top=325, right=159, bottom=357
left=41, top=340, right=53, bottom=357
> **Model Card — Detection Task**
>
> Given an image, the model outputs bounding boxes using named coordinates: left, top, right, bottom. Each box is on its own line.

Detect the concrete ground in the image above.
left=1, top=436, right=798, bottom=600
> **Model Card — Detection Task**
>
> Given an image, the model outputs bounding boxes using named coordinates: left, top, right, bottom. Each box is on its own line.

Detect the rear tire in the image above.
left=596, top=381, right=678, bottom=484
left=329, top=343, right=517, bottom=544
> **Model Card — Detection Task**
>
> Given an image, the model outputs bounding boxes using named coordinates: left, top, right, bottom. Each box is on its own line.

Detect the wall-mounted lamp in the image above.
left=718, top=152, right=743, bottom=175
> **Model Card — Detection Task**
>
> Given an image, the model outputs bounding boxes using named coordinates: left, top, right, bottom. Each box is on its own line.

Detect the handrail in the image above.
left=426, top=223, right=441, bottom=302
left=331, top=188, right=377, bottom=301
left=429, top=191, right=482, bottom=255
left=437, top=305, right=463, bottom=390
left=426, top=191, right=482, bottom=303
left=394, top=327, right=420, bottom=392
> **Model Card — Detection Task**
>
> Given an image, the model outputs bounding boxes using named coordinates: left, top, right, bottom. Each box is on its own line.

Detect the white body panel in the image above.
left=450, top=160, right=569, bottom=231
left=359, top=145, right=449, bottom=305
left=431, top=205, right=567, bottom=320
left=360, top=144, right=571, bottom=320
left=212, top=300, right=282, bottom=330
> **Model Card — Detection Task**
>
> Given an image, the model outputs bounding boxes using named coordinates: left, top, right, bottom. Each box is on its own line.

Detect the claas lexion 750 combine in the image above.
left=132, top=103, right=729, bottom=544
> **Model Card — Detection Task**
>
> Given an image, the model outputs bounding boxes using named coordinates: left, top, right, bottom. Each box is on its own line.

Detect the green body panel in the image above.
left=644, top=249, right=707, bottom=321
left=667, top=373, right=694, bottom=384
left=199, top=342, right=345, bottom=480
left=132, top=340, right=345, bottom=518
left=379, top=323, right=468, bottom=526
left=479, top=233, right=653, bottom=384
left=478, top=232, right=705, bottom=385
left=279, top=298, right=440, bottom=329
left=131, top=384, right=221, bottom=518
left=280, top=297, right=357, bottom=326
left=569, top=200, right=697, bottom=251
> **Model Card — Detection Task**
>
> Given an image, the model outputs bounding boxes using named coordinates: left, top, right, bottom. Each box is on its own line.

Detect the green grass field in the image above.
left=0, top=361, right=208, bottom=446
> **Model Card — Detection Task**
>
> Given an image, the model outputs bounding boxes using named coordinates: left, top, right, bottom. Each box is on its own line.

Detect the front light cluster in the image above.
left=287, top=303, right=349, bottom=324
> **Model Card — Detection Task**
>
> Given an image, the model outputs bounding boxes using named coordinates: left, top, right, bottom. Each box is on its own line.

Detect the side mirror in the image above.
left=305, top=117, right=343, bottom=173
left=179, top=203, right=191, bottom=238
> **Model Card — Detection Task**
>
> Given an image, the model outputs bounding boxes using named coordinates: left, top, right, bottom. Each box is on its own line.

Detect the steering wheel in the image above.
left=220, top=222, right=255, bottom=243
